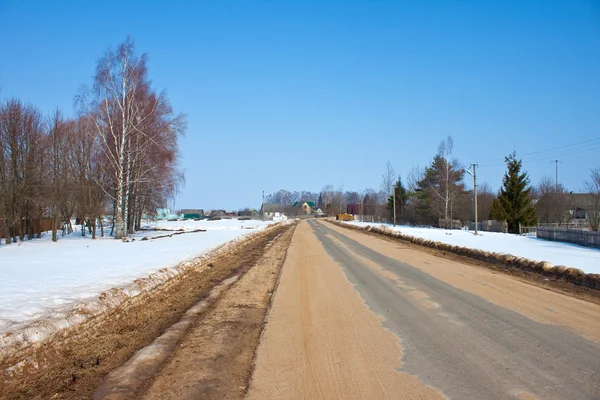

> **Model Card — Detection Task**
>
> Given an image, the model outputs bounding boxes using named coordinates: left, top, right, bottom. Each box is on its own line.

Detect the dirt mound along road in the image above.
left=0, top=222, right=293, bottom=400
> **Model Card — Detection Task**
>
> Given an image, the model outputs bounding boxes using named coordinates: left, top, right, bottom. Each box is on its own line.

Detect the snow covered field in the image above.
left=0, top=219, right=273, bottom=334
left=345, top=221, right=600, bottom=275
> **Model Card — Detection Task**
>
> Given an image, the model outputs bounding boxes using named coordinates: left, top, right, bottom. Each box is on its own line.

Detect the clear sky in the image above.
left=1, top=0, right=599, bottom=210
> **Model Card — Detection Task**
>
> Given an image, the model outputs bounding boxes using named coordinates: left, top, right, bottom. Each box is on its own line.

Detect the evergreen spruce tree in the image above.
left=387, top=176, right=408, bottom=223
left=490, top=152, right=538, bottom=233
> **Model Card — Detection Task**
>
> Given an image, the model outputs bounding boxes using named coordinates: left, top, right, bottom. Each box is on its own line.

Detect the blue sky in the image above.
left=1, top=0, right=599, bottom=210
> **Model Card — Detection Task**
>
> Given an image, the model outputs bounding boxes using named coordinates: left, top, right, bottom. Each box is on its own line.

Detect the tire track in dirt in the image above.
left=131, top=224, right=296, bottom=400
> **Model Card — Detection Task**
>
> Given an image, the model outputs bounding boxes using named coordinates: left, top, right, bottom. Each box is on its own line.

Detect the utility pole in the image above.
left=555, top=160, right=559, bottom=191
left=262, top=190, right=265, bottom=221
left=467, top=164, right=478, bottom=235
left=473, top=164, right=478, bottom=235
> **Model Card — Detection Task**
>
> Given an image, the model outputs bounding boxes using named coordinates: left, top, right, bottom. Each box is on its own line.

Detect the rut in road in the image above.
left=94, top=223, right=296, bottom=400
left=311, top=220, right=600, bottom=400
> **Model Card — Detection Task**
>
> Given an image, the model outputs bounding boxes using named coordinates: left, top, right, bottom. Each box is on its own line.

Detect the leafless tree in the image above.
left=406, top=165, right=424, bottom=192
left=77, top=38, right=185, bottom=238
left=586, top=167, right=600, bottom=231
left=534, top=175, right=569, bottom=225
left=46, top=110, right=73, bottom=242
left=476, top=182, right=496, bottom=221
left=381, top=161, right=395, bottom=198
left=534, top=175, right=567, bottom=199
left=334, top=184, right=344, bottom=214
left=344, top=191, right=361, bottom=204
left=0, top=99, right=45, bottom=244
left=69, top=116, right=109, bottom=238
left=437, top=136, right=464, bottom=220
left=321, top=184, right=334, bottom=213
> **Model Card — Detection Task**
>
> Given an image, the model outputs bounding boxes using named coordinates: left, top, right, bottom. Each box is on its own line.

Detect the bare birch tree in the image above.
left=420, top=136, right=464, bottom=221
left=78, top=38, right=184, bottom=239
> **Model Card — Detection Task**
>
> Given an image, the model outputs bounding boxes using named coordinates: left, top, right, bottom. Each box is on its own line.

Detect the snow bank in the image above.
left=345, top=221, right=600, bottom=275
left=0, top=219, right=273, bottom=335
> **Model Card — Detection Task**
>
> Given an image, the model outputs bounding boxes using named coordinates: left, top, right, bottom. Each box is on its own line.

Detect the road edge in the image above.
left=327, top=220, right=600, bottom=302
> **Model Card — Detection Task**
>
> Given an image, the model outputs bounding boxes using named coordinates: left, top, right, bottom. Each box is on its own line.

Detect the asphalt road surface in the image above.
left=248, top=220, right=600, bottom=400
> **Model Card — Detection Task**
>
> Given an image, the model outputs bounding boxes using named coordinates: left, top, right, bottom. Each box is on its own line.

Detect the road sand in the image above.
left=323, top=220, right=600, bottom=343
left=247, top=221, right=445, bottom=400
left=248, top=220, right=600, bottom=399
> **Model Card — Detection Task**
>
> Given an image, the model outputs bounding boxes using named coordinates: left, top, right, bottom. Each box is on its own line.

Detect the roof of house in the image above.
left=292, top=201, right=316, bottom=208
left=181, top=209, right=204, bottom=215
left=536, top=193, right=598, bottom=210
left=262, top=203, right=284, bottom=212
left=208, top=209, right=226, bottom=216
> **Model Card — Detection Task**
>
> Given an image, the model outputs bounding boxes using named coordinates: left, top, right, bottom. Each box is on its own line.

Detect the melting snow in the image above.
left=345, top=221, right=600, bottom=275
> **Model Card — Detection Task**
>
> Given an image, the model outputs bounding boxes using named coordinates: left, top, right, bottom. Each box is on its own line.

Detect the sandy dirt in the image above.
left=322, top=220, right=600, bottom=343
left=133, top=225, right=296, bottom=400
left=0, top=223, right=289, bottom=400
left=248, top=220, right=599, bottom=399
left=247, top=221, right=445, bottom=400
left=307, top=220, right=599, bottom=399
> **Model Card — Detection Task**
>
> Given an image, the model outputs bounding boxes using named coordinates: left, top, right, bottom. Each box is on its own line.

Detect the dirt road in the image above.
left=248, top=220, right=600, bottom=400
left=21, top=219, right=599, bottom=399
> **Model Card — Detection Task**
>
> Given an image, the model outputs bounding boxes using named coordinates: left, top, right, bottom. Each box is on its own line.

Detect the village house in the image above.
left=536, top=193, right=599, bottom=229
left=292, top=201, right=321, bottom=215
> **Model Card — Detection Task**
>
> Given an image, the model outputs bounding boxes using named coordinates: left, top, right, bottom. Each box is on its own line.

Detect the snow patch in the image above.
left=0, top=219, right=274, bottom=344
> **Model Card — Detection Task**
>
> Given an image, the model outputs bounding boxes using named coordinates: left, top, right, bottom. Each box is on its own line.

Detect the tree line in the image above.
left=0, top=38, right=185, bottom=244
left=267, top=136, right=600, bottom=233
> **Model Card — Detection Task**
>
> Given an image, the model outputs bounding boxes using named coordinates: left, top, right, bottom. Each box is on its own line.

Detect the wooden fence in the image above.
left=0, top=218, right=54, bottom=240
left=536, top=227, right=600, bottom=249
left=438, top=218, right=462, bottom=230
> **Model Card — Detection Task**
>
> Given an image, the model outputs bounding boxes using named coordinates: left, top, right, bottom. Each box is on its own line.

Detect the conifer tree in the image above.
left=388, top=176, right=408, bottom=223
left=490, top=152, right=537, bottom=233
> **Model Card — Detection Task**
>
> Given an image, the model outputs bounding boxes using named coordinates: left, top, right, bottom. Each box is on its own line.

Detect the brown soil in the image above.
left=247, top=221, right=446, bottom=400
left=133, top=223, right=296, bottom=400
left=0, top=223, right=291, bottom=400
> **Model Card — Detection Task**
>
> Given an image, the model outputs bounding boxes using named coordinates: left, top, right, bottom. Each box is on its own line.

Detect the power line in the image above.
left=518, top=137, right=600, bottom=158
left=522, top=144, right=600, bottom=163
left=476, top=139, right=600, bottom=168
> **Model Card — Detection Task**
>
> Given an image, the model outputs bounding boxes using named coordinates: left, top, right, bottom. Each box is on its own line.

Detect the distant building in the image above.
left=292, top=201, right=321, bottom=215
left=536, top=193, right=599, bottom=228
left=208, top=209, right=227, bottom=218
left=238, top=209, right=259, bottom=217
left=261, top=203, right=285, bottom=218
left=181, top=209, right=204, bottom=219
